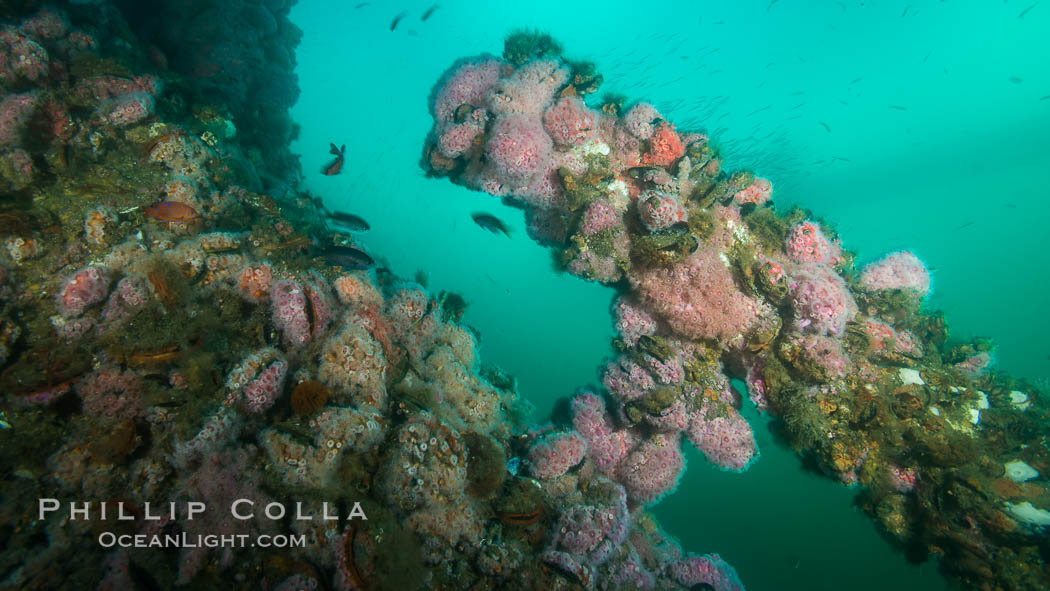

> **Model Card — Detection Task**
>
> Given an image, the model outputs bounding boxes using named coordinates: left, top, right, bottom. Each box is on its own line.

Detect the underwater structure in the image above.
left=0, top=2, right=1045, bottom=590
left=421, top=30, right=1050, bottom=591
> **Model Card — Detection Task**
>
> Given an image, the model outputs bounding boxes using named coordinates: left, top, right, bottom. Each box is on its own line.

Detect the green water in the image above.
left=289, top=1, right=1049, bottom=588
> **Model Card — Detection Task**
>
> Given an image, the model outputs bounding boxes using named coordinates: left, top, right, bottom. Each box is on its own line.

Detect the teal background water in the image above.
left=288, top=1, right=1050, bottom=589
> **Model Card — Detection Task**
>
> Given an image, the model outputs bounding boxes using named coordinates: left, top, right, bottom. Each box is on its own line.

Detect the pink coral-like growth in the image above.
left=792, top=333, right=851, bottom=379
left=622, top=103, right=661, bottom=139
left=612, top=295, right=657, bottom=347
left=96, top=91, right=154, bottom=127
left=98, top=276, right=149, bottom=332
left=859, top=250, right=931, bottom=296
left=631, top=247, right=768, bottom=342
left=271, top=280, right=311, bottom=346
left=619, top=432, right=685, bottom=505
left=487, top=59, right=568, bottom=117
left=637, top=190, right=687, bottom=231
left=19, top=8, right=69, bottom=40
left=0, top=91, right=39, bottom=148
left=75, top=365, right=144, bottom=424
left=543, top=96, right=597, bottom=147
left=785, top=221, right=841, bottom=265
left=572, top=391, right=636, bottom=476
left=484, top=115, right=552, bottom=188
left=732, top=177, right=773, bottom=205
left=685, top=407, right=758, bottom=472
left=602, top=355, right=656, bottom=403
left=241, top=358, right=288, bottom=413
left=789, top=264, right=857, bottom=336
left=57, top=265, right=110, bottom=317
left=888, top=465, right=918, bottom=493
left=670, top=553, right=746, bottom=591
left=0, top=26, right=49, bottom=84
left=641, top=123, right=685, bottom=167
left=432, top=59, right=503, bottom=122
left=579, top=199, right=621, bottom=236
left=528, top=432, right=587, bottom=479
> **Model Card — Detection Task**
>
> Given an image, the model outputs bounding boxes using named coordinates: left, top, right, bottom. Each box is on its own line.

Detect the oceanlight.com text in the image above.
left=97, top=532, right=307, bottom=549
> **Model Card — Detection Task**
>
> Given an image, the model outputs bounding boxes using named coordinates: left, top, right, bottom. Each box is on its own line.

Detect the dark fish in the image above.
left=323, top=244, right=374, bottom=269
left=832, top=155, right=851, bottom=162
left=901, top=5, right=911, bottom=17
left=957, top=221, right=975, bottom=229
left=767, top=0, right=779, bottom=11
left=819, top=121, right=831, bottom=132
left=390, top=11, right=406, bottom=31
left=889, top=105, right=908, bottom=111
left=327, top=211, right=370, bottom=231
left=472, top=213, right=511, bottom=237
left=421, top=4, right=439, bottom=21
left=414, top=269, right=429, bottom=288
left=354, top=2, right=369, bottom=8
left=1040, top=95, right=1050, bottom=100
left=1019, top=2, right=1039, bottom=18
left=321, top=143, right=345, bottom=176
left=848, top=77, right=862, bottom=85
left=1009, top=76, right=1023, bottom=84
left=627, top=165, right=663, bottom=179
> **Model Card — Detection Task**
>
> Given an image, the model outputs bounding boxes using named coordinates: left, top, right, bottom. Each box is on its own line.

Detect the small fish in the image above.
left=354, top=2, right=369, bottom=8
left=1040, top=95, right=1050, bottom=100
left=390, top=11, right=406, bottom=31
left=0, top=410, right=9, bottom=429
left=957, top=221, right=975, bottom=229
left=144, top=201, right=200, bottom=225
left=1009, top=76, right=1023, bottom=84
left=323, top=244, right=374, bottom=269
left=327, top=211, right=370, bottom=231
left=321, top=143, right=345, bottom=176
left=472, top=213, right=511, bottom=237
left=889, top=105, right=908, bottom=111
left=848, top=77, right=862, bottom=85
left=901, top=5, right=911, bottom=17
left=1019, top=2, right=1039, bottom=19
left=922, top=51, right=931, bottom=63
left=421, top=4, right=439, bottom=21
left=819, top=121, right=831, bottom=132
left=1005, top=203, right=1018, bottom=208
left=768, top=0, right=779, bottom=11
left=832, top=155, right=851, bottom=162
